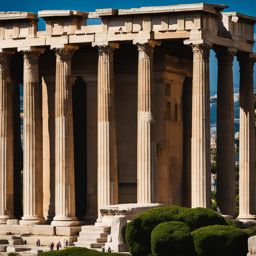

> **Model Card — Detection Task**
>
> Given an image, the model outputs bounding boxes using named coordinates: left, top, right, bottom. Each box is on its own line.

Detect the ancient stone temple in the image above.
left=0, top=2, right=255, bottom=235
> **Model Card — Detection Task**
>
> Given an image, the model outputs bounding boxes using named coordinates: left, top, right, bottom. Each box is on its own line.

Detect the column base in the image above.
left=221, top=214, right=234, bottom=219
left=0, top=215, right=12, bottom=224
left=237, top=214, right=256, bottom=222
left=51, top=216, right=79, bottom=227
left=20, top=216, right=45, bottom=226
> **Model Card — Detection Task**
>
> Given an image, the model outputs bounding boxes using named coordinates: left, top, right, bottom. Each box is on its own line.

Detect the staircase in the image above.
left=74, top=225, right=111, bottom=250
left=0, top=235, right=50, bottom=254
left=0, top=236, right=31, bottom=253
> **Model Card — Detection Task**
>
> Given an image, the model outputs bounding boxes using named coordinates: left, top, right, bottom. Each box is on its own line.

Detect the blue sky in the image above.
left=0, top=0, right=255, bottom=94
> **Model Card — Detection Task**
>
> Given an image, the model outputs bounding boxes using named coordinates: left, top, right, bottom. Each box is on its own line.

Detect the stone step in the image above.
left=79, top=232, right=108, bottom=239
left=0, top=245, right=7, bottom=252
left=6, top=246, right=31, bottom=253
left=0, top=239, right=8, bottom=244
left=21, top=235, right=77, bottom=247
left=77, top=236, right=107, bottom=243
left=81, top=225, right=110, bottom=233
left=74, top=241, right=104, bottom=249
left=0, top=235, right=19, bottom=240
left=9, top=239, right=24, bottom=245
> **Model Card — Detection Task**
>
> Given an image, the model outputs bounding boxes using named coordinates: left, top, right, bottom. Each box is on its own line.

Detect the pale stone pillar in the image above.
left=0, top=52, right=14, bottom=224
left=97, top=44, right=118, bottom=215
left=51, top=47, right=78, bottom=227
left=191, top=44, right=211, bottom=208
left=237, top=53, right=256, bottom=220
left=137, top=43, right=155, bottom=204
left=216, top=48, right=235, bottom=216
left=20, top=50, right=44, bottom=225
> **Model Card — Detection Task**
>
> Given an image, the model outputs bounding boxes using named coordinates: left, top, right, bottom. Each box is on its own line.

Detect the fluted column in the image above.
left=191, top=44, right=211, bottom=208
left=137, top=43, right=155, bottom=204
left=20, top=50, right=44, bottom=225
left=0, top=52, right=14, bottom=224
left=238, top=53, right=256, bottom=220
left=216, top=48, right=235, bottom=216
left=51, top=47, right=78, bottom=227
left=97, top=44, right=118, bottom=216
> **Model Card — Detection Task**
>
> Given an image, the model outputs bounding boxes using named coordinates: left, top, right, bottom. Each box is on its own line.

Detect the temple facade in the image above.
left=0, top=3, right=255, bottom=227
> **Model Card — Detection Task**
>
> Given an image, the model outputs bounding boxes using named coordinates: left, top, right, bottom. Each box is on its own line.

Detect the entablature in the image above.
left=0, top=12, right=37, bottom=40
left=0, top=3, right=255, bottom=54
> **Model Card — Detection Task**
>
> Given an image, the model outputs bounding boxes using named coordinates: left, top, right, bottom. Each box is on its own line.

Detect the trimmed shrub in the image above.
left=180, top=207, right=227, bottom=230
left=244, top=226, right=256, bottom=237
left=151, top=221, right=195, bottom=256
left=125, top=206, right=228, bottom=256
left=125, top=205, right=187, bottom=256
left=192, top=225, right=248, bottom=256
left=40, top=247, right=123, bottom=256
left=225, top=218, right=243, bottom=228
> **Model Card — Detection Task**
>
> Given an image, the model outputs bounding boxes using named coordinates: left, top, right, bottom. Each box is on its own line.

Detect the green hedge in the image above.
left=125, top=205, right=187, bottom=256
left=192, top=225, right=248, bottom=256
left=244, top=226, right=256, bottom=237
left=151, top=221, right=195, bottom=256
left=40, top=247, right=123, bottom=256
left=180, top=207, right=227, bottom=230
left=125, top=206, right=227, bottom=256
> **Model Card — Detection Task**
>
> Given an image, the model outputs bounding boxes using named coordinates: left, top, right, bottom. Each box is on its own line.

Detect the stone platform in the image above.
left=97, top=203, right=161, bottom=226
left=74, top=203, right=161, bottom=253
left=0, top=222, right=81, bottom=250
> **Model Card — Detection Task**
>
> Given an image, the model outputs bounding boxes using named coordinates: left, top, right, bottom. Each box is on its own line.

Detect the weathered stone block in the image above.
left=31, top=225, right=55, bottom=236
left=7, top=219, right=19, bottom=225
left=104, top=216, right=128, bottom=252
left=56, top=226, right=81, bottom=236
left=0, top=245, right=7, bottom=252
left=248, top=236, right=256, bottom=255
left=0, top=225, right=31, bottom=235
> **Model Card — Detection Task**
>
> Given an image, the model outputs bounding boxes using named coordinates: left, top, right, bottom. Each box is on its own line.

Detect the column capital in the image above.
left=0, top=50, right=15, bottom=69
left=23, top=50, right=41, bottom=65
left=137, top=40, right=160, bottom=50
left=192, top=44, right=210, bottom=60
left=0, top=52, right=11, bottom=72
left=94, top=42, right=119, bottom=49
left=215, top=47, right=235, bottom=66
left=23, top=50, right=43, bottom=83
left=97, top=43, right=119, bottom=56
left=55, top=45, right=79, bottom=62
left=237, top=52, right=254, bottom=66
left=137, top=43, right=155, bottom=61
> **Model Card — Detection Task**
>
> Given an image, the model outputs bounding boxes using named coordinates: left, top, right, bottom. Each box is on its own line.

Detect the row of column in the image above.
left=0, top=42, right=255, bottom=225
left=0, top=47, right=79, bottom=226
left=190, top=45, right=256, bottom=219
left=0, top=42, right=156, bottom=225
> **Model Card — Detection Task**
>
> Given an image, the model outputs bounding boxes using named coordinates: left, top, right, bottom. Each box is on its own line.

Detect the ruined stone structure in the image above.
left=0, top=3, right=255, bottom=229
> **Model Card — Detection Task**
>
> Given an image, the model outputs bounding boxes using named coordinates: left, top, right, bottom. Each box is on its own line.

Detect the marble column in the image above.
left=51, top=47, right=78, bottom=227
left=137, top=43, right=155, bottom=204
left=191, top=44, right=211, bottom=208
left=20, top=50, right=44, bottom=225
left=237, top=53, right=256, bottom=220
left=97, top=44, right=118, bottom=215
left=0, top=52, right=14, bottom=224
left=216, top=48, right=235, bottom=216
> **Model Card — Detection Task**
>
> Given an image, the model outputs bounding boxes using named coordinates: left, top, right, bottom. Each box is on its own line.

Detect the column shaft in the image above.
left=238, top=54, right=256, bottom=220
left=0, top=53, right=14, bottom=223
left=191, top=44, right=211, bottom=208
left=137, top=44, right=154, bottom=204
left=97, top=45, right=118, bottom=215
left=21, top=51, right=44, bottom=225
left=52, top=48, right=78, bottom=226
left=216, top=49, right=235, bottom=216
